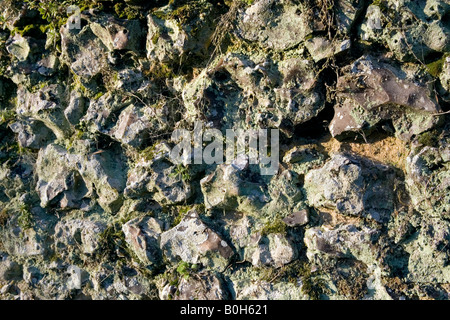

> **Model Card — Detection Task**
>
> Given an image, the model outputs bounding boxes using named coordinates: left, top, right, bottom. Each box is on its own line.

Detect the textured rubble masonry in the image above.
left=329, top=55, right=442, bottom=141
left=304, top=153, right=397, bottom=223
left=160, top=210, right=234, bottom=272
left=0, top=0, right=450, bottom=301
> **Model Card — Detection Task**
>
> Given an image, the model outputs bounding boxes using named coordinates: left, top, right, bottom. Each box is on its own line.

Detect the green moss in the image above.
left=0, top=138, right=23, bottom=165
left=0, top=109, right=15, bottom=125
left=146, top=63, right=175, bottom=82
left=372, top=0, right=388, bottom=12
left=0, top=208, right=8, bottom=227
left=172, top=205, right=192, bottom=226
left=12, top=24, right=45, bottom=38
left=296, top=261, right=327, bottom=300
left=95, top=223, right=130, bottom=264
left=169, top=164, right=192, bottom=182
left=17, top=203, right=33, bottom=230
left=152, top=10, right=168, bottom=21
left=65, top=129, right=85, bottom=151
left=93, top=91, right=105, bottom=100
left=426, top=55, right=447, bottom=77
left=153, top=0, right=215, bottom=26
left=417, top=130, right=439, bottom=147
left=156, top=259, right=200, bottom=299
left=260, top=219, right=287, bottom=236
left=140, top=143, right=159, bottom=161
left=114, top=3, right=140, bottom=20
left=224, top=0, right=253, bottom=6
left=254, top=265, right=278, bottom=282
left=241, top=0, right=254, bottom=6
left=176, top=260, right=198, bottom=279
left=152, top=32, right=160, bottom=45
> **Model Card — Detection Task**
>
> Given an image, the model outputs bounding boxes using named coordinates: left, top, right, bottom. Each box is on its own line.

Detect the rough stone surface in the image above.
left=122, top=216, right=163, bottom=267
left=283, top=210, right=309, bottom=227
left=305, top=153, right=397, bottom=223
left=330, top=55, right=441, bottom=141
left=0, top=253, right=23, bottom=281
left=0, top=0, right=449, bottom=301
left=237, top=0, right=312, bottom=51
left=54, top=219, right=106, bottom=255
left=159, top=271, right=227, bottom=300
left=160, top=210, right=234, bottom=272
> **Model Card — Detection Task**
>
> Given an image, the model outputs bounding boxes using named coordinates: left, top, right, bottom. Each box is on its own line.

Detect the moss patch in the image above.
left=259, top=219, right=287, bottom=236
left=426, top=55, right=448, bottom=77
left=417, top=130, right=439, bottom=147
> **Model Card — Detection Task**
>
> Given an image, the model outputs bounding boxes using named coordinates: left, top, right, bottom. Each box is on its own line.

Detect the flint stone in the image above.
left=54, top=219, right=106, bottom=254
left=9, top=119, right=55, bottom=149
left=305, top=153, right=397, bottom=223
left=160, top=271, right=226, bottom=300
left=122, top=216, right=163, bottom=267
left=160, top=210, right=234, bottom=272
left=305, top=224, right=380, bottom=265
left=283, top=210, right=309, bottom=227
left=330, top=55, right=441, bottom=141
left=0, top=254, right=22, bottom=281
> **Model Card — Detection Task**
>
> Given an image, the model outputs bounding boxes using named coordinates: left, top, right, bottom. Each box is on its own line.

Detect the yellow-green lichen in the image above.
left=259, top=219, right=287, bottom=236
left=426, top=55, right=448, bottom=77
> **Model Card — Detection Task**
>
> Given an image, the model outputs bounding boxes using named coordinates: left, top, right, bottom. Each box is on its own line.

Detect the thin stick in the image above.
left=431, top=110, right=450, bottom=116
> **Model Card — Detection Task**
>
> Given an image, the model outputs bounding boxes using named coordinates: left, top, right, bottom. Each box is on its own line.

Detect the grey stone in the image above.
left=160, top=271, right=227, bottom=300
left=124, top=164, right=151, bottom=199
left=6, top=34, right=30, bottom=62
left=36, top=54, right=59, bottom=77
left=405, top=143, right=450, bottom=217
left=330, top=55, right=441, bottom=141
left=423, top=21, right=450, bottom=52
left=440, top=56, right=450, bottom=94
left=36, top=144, right=89, bottom=209
left=183, top=53, right=324, bottom=137
left=404, top=218, right=450, bottom=283
left=160, top=209, right=234, bottom=272
left=200, top=156, right=268, bottom=213
left=54, top=219, right=106, bottom=255
left=305, top=224, right=380, bottom=266
left=82, top=92, right=131, bottom=135
left=238, top=0, right=312, bottom=51
left=283, top=209, right=309, bottom=227
left=147, top=159, right=193, bottom=205
left=229, top=216, right=297, bottom=268
left=359, top=0, right=446, bottom=62
left=2, top=227, right=46, bottom=257
left=424, top=0, right=450, bottom=19
left=305, top=153, right=397, bottom=223
left=246, top=233, right=297, bottom=268
left=228, top=266, right=305, bottom=300
left=65, top=90, right=86, bottom=126
left=87, top=14, right=144, bottom=52
left=305, top=37, right=351, bottom=62
left=122, top=216, right=163, bottom=267
left=60, top=23, right=109, bottom=81
left=9, top=118, right=55, bottom=149
left=334, top=0, right=366, bottom=36
left=111, top=103, right=168, bottom=148
left=16, top=84, right=71, bottom=140
left=36, top=143, right=126, bottom=212
left=0, top=254, right=22, bottom=281
left=146, top=1, right=216, bottom=63
left=66, top=265, right=90, bottom=290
